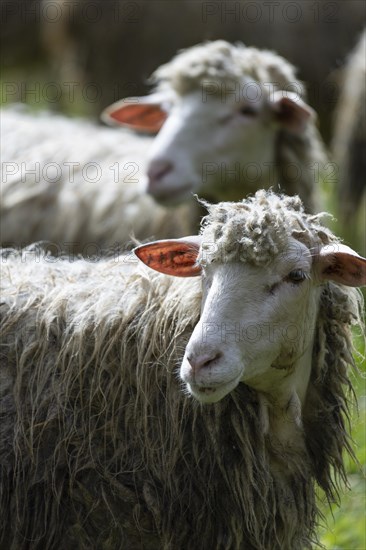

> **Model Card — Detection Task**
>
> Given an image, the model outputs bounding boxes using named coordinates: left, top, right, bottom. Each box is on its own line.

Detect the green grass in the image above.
left=0, top=67, right=96, bottom=117
left=318, top=373, right=366, bottom=549
left=318, top=180, right=366, bottom=550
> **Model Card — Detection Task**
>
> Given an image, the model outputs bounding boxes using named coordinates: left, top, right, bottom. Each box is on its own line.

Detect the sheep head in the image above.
left=102, top=41, right=318, bottom=208
left=135, top=194, right=366, bottom=405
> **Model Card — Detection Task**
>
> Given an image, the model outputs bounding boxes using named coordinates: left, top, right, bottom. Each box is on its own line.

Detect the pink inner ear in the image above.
left=319, top=245, right=366, bottom=287
left=103, top=103, right=167, bottom=134
left=135, top=239, right=201, bottom=277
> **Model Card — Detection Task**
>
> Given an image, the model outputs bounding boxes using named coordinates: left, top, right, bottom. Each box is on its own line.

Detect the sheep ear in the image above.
left=134, top=237, right=202, bottom=277
left=270, top=91, right=315, bottom=134
left=101, top=94, right=168, bottom=134
left=317, top=244, right=366, bottom=287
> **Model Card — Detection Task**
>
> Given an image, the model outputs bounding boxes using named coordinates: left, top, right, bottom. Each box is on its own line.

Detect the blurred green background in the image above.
left=317, top=336, right=365, bottom=550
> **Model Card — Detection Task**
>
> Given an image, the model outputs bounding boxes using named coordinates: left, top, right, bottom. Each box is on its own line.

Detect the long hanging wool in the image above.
left=0, top=191, right=364, bottom=549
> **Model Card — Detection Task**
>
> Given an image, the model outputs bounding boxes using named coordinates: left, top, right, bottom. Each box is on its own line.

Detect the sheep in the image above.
left=0, top=104, right=191, bottom=254
left=332, top=29, right=366, bottom=252
left=1, top=41, right=325, bottom=253
left=104, top=40, right=327, bottom=214
left=1, top=190, right=365, bottom=550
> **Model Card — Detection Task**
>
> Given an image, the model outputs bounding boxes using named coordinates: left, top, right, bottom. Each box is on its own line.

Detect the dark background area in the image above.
left=1, top=0, right=365, bottom=142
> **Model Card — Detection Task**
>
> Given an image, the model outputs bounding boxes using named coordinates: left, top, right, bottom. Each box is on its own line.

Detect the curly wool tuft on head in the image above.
left=152, top=40, right=304, bottom=97
left=199, top=190, right=335, bottom=266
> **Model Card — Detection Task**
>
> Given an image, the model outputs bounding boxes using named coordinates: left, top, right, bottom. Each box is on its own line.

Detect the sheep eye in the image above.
left=239, top=105, right=257, bottom=117
left=285, top=269, right=307, bottom=284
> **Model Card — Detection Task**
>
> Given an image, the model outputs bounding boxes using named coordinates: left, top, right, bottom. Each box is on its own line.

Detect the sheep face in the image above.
left=180, top=238, right=366, bottom=404
left=104, top=87, right=313, bottom=207
left=179, top=239, right=318, bottom=404
left=135, top=224, right=366, bottom=405
left=135, top=236, right=318, bottom=404
left=145, top=86, right=278, bottom=205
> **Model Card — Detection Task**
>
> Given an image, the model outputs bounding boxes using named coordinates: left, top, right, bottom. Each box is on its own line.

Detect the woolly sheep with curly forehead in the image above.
left=1, top=191, right=365, bottom=549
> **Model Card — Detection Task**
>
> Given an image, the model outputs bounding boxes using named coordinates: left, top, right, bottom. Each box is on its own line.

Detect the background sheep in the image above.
left=332, top=29, right=366, bottom=254
left=1, top=41, right=325, bottom=254
left=0, top=104, right=191, bottom=254
left=105, top=40, right=326, bottom=214
left=1, top=191, right=365, bottom=549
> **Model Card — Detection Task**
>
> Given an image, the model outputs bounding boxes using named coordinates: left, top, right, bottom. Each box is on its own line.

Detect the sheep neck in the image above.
left=251, top=342, right=314, bottom=453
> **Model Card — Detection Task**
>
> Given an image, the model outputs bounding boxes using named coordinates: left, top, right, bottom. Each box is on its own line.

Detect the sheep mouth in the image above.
left=149, top=184, right=193, bottom=205
left=189, top=377, right=241, bottom=403
left=198, top=386, right=217, bottom=395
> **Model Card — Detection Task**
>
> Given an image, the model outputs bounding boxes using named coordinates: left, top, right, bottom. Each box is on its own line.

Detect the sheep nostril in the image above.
left=147, top=160, right=173, bottom=187
left=187, top=352, right=222, bottom=373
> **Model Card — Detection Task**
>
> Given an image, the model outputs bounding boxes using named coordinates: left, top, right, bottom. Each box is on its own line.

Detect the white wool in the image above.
left=0, top=105, right=190, bottom=253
